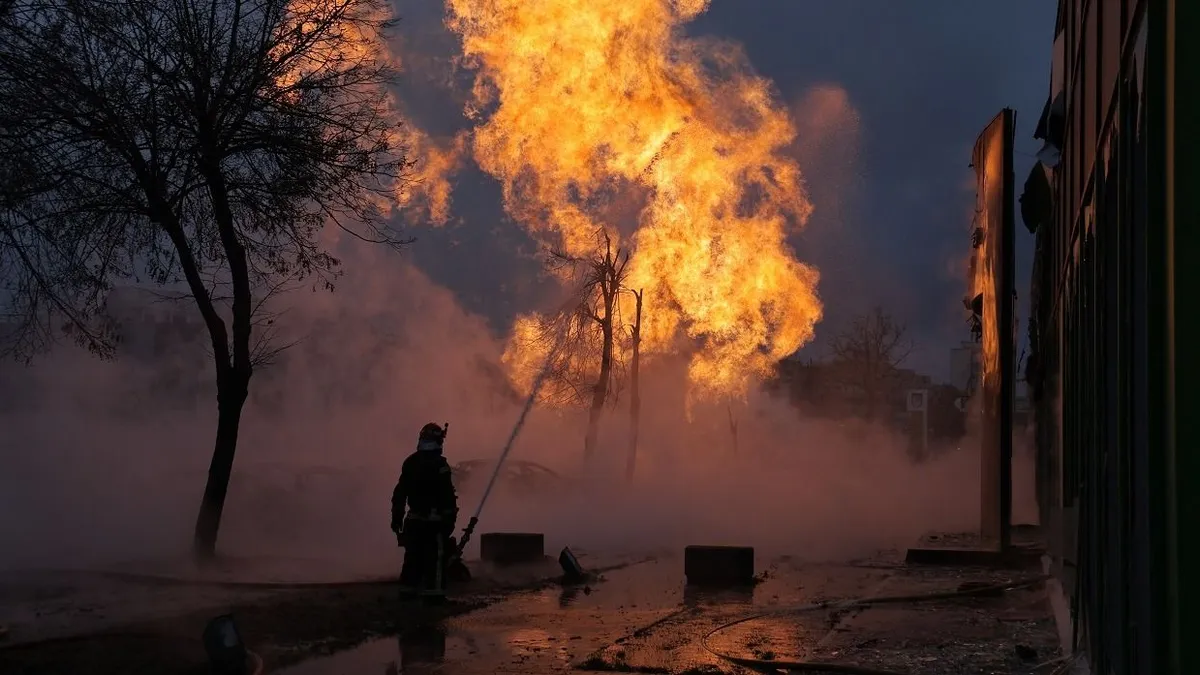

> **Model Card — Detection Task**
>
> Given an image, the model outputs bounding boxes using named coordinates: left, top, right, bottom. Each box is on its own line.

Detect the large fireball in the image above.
left=446, top=0, right=823, bottom=399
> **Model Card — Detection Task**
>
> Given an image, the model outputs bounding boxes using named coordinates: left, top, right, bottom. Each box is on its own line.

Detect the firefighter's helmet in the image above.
left=419, top=422, right=447, bottom=444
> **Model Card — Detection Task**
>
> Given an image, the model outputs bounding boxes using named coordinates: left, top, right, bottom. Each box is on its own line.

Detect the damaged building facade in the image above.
left=1024, top=1, right=1196, bottom=673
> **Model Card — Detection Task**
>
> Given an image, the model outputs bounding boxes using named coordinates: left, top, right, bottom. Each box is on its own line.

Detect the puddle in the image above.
left=275, top=622, right=578, bottom=675
left=275, top=561, right=683, bottom=674
left=278, top=626, right=466, bottom=674
left=273, top=558, right=866, bottom=674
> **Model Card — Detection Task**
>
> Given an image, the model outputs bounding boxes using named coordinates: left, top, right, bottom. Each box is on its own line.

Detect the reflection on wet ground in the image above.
left=395, top=624, right=448, bottom=671
left=276, top=555, right=894, bottom=674
left=681, top=584, right=755, bottom=609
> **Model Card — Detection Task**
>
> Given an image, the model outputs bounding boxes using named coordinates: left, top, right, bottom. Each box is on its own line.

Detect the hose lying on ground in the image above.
left=699, top=574, right=1052, bottom=675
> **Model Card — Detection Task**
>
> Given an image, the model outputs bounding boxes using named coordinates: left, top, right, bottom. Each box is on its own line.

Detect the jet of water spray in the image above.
left=455, top=303, right=574, bottom=553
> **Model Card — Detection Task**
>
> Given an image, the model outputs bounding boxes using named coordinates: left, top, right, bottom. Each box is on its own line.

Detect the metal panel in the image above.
left=970, top=110, right=1016, bottom=548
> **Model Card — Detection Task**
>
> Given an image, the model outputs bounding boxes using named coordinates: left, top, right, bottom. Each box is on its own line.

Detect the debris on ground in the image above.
left=1015, top=643, right=1039, bottom=661
left=576, top=653, right=671, bottom=673
left=795, top=560, right=1061, bottom=675
left=676, top=667, right=727, bottom=675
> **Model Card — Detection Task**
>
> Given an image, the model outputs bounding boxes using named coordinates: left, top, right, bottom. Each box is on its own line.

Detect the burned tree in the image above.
left=625, top=287, right=642, bottom=481
left=0, top=0, right=410, bottom=558
left=829, top=307, right=912, bottom=421
left=515, top=230, right=634, bottom=465
left=547, top=231, right=630, bottom=463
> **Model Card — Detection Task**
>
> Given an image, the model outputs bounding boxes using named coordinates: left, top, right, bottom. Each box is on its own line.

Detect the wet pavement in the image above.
left=276, top=554, right=897, bottom=675
left=0, top=551, right=643, bottom=647
left=0, top=553, right=413, bottom=646
left=0, top=569, right=287, bottom=645
left=0, top=546, right=1061, bottom=675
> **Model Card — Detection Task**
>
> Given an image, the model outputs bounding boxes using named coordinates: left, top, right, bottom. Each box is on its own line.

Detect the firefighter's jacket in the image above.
left=391, top=447, right=459, bottom=531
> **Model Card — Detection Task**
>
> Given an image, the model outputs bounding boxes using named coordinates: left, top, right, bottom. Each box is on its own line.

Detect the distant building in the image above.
left=949, top=341, right=981, bottom=396
left=769, top=358, right=949, bottom=433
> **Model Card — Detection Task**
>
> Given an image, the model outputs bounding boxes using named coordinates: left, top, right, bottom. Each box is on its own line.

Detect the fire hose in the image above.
left=449, top=310, right=571, bottom=565
left=698, top=574, right=1054, bottom=675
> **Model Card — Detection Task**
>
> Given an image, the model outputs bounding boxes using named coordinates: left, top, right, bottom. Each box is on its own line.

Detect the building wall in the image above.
left=1027, top=1, right=1194, bottom=673
left=1162, top=0, right=1200, bottom=668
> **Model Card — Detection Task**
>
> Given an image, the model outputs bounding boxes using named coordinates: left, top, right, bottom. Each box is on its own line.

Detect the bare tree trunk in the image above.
left=625, top=290, right=642, bottom=481
left=191, top=155, right=255, bottom=560
left=584, top=287, right=614, bottom=464
left=193, top=370, right=250, bottom=559
left=727, top=403, right=739, bottom=455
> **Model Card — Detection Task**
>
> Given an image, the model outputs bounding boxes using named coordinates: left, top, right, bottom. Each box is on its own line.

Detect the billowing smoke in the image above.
left=0, top=251, right=1009, bottom=572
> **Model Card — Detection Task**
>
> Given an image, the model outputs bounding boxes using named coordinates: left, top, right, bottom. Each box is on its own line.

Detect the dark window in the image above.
left=1073, top=0, right=1084, bottom=66
left=1121, top=0, right=1130, bottom=42
left=1080, top=56, right=1089, bottom=216
left=1102, top=0, right=1121, bottom=125
left=1083, top=3, right=1097, bottom=185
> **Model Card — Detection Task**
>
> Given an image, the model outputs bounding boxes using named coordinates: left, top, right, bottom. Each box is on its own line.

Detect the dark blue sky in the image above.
left=391, top=1, right=1057, bottom=382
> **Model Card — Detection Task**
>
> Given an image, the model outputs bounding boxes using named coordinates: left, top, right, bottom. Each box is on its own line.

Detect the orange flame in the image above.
left=972, top=129, right=1004, bottom=398
left=276, top=0, right=466, bottom=225
left=447, top=0, right=823, bottom=399
left=274, top=0, right=396, bottom=87
left=390, top=126, right=469, bottom=225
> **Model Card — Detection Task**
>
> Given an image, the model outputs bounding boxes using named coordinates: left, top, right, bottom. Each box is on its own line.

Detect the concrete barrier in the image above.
left=479, top=533, right=545, bottom=566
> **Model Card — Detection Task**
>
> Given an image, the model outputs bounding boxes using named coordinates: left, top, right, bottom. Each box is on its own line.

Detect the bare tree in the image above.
left=546, top=231, right=630, bottom=464
left=829, top=307, right=912, bottom=421
left=511, top=305, right=601, bottom=407
left=514, top=231, right=630, bottom=462
left=0, top=0, right=410, bottom=558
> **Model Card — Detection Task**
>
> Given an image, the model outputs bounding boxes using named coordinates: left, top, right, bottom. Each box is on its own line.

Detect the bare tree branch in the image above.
left=829, top=306, right=913, bottom=421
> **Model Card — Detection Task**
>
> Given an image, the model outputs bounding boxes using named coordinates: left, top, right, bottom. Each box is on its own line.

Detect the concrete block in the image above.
left=684, top=545, right=755, bottom=587
left=479, top=532, right=545, bottom=566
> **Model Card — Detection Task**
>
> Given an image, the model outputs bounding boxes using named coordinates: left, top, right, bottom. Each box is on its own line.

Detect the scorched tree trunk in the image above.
left=625, top=289, right=642, bottom=481
left=584, top=289, right=616, bottom=464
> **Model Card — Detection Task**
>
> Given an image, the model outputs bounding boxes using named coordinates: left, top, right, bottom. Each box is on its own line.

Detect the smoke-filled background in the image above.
left=0, top=1, right=1050, bottom=572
